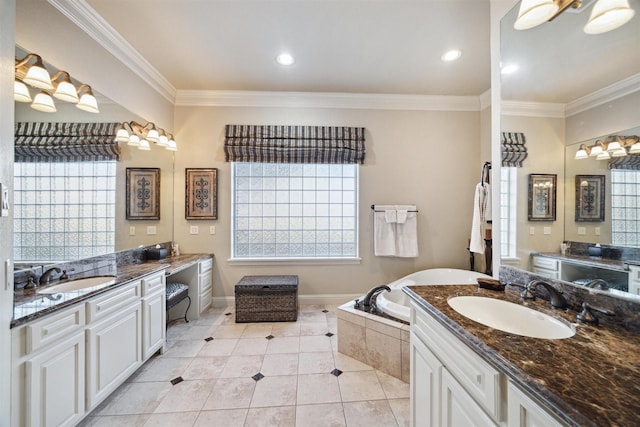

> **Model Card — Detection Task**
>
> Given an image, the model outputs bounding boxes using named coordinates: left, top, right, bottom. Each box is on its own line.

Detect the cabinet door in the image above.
left=86, top=303, right=142, bottom=410
left=441, top=369, right=497, bottom=427
left=24, top=332, right=85, bottom=427
left=410, top=332, right=442, bottom=427
left=143, top=290, right=166, bottom=359
left=508, top=382, right=566, bottom=427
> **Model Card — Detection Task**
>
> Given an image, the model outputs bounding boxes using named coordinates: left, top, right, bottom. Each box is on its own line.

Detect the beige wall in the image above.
left=501, top=115, right=565, bottom=269
left=173, top=106, right=483, bottom=301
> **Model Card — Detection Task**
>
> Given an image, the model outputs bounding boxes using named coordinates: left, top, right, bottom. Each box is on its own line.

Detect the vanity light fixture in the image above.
left=575, top=135, right=640, bottom=159
left=574, top=144, right=589, bottom=159
left=589, top=141, right=605, bottom=156
left=115, top=121, right=178, bottom=151
left=596, top=151, right=611, bottom=160
left=31, top=91, right=57, bottom=113
left=14, top=80, right=32, bottom=103
left=16, top=53, right=54, bottom=90
left=51, top=71, right=79, bottom=103
left=514, top=0, right=635, bottom=33
left=76, top=84, right=99, bottom=114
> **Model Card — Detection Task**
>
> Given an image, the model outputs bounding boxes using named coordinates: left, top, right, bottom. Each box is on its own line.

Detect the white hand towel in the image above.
left=396, top=209, right=408, bottom=224
left=469, top=183, right=485, bottom=254
left=481, top=184, right=491, bottom=222
left=374, top=205, right=397, bottom=256
left=385, top=209, right=397, bottom=223
left=395, top=209, right=418, bottom=257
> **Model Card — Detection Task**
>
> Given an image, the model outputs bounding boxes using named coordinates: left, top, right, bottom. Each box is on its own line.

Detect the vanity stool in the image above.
left=166, top=282, right=191, bottom=324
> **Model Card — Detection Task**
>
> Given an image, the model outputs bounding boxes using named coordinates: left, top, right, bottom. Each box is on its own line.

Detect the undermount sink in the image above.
left=447, top=296, right=575, bottom=339
left=37, top=276, right=117, bottom=294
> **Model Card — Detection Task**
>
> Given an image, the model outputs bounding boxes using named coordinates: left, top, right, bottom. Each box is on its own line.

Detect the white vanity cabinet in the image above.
left=141, top=272, right=166, bottom=359
left=198, top=257, right=213, bottom=313
left=167, top=256, right=214, bottom=320
left=628, top=265, right=640, bottom=296
left=12, top=304, right=86, bottom=427
left=531, top=255, right=561, bottom=279
left=409, top=301, right=569, bottom=427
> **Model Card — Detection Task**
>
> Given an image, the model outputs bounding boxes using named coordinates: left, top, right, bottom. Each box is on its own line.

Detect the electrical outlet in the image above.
left=210, top=226, right=216, bottom=235
left=578, top=227, right=586, bottom=235
left=129, top=226, right=136, bottom=236
left=595, top=227, right=601, bottom=236
left=190, top=225, right=199, bottom=235
left=147, top=226, right=157, bottom=235
left=529, top=227, right=535, bottom=236
left=543, top=227, right=551, bottom=235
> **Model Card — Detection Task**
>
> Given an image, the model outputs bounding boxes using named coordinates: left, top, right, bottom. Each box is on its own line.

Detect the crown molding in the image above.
left=175, top=90, right=482, bottom=111
left=49, top=0, right=176, bottom=103
left=479, top=89, right=492, bottom=110
left=565, top=72, right=640, bottom=117
left=501, top=100, right=566, bottom=118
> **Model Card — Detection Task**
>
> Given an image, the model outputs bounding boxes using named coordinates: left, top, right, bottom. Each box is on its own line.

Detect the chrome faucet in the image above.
left=523, top=280, right=567, bottom=309
left=39, top=267, right=62, bottom=286
left=362, top=285, right=391, bottom=310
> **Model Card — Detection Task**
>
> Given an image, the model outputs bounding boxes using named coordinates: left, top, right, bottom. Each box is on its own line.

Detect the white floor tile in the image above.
left=338, top=371, right=387, bottom=402
left=261, top=353, right=299, bottom=376
left=295, top=403, right=347, bottom=427
left=298, top=351, right=335, bottom=374
left=154, top=379, right=215, bottom=413
left=232, top=337, right=269, bottom=355
left=219, top=355, right=264, bottom=378
left=266, top=336, right=300, bottom=354
left=201, top=378, right=256, bottom=410
left=245, top=406, right=296, bottom=427
left=193, top=408, right=247, bottom=427
left=296, top=373, right=341, bottom=405
left=250, top=375, right=298, bottom=407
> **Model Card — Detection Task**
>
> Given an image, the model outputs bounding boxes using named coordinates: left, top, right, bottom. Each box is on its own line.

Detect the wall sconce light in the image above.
left=575, top=135, right=640, bottom=159
left=514, top=0, right=635, bottom=34
left=115, top=121, right=178, bottom=152
left=15, top=52, right=99, bottom=113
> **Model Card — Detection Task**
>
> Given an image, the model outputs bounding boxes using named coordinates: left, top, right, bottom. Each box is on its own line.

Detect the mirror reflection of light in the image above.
left=501, top=64, right=519, bottom=75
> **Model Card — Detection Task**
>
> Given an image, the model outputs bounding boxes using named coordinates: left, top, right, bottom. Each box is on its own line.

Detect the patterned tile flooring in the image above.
left=79, top=304, right=410, bottom=427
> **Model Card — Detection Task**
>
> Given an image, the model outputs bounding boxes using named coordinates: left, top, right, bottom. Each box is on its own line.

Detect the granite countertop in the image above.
left=404, top=285, right=640, bottom=427
left=12, top=253, right=212, bottom=328
left=534, top=252, right=631, bottom=272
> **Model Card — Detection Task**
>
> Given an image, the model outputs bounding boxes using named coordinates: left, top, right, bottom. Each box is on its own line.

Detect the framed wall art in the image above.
left=575, top=174, right=605, bottom=222
left=126, top=168, right=160, bottom=220
left=528, top=174, right=557, bottom=221
left=186, top=168, right=218, bottom=220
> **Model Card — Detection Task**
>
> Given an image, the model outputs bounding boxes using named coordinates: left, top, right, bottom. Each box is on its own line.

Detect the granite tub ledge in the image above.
left=403, top=284, right=640, bottom=427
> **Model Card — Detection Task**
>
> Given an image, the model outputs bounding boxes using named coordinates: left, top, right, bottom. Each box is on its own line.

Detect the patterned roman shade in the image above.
left=501, top=132, right=528, bottom=167
left=609, top=154, right=640, bottom=170
left=224, top=125, right=366, bottom=164
left=15, top=122, right=121, bottom=162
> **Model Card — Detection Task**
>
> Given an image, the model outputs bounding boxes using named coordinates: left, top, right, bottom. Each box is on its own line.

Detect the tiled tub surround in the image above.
left=12, top=244, right=211, bottom=327
left=337, top=300, right=410, bottom=383
left=404, top=284, right=640, bottom=427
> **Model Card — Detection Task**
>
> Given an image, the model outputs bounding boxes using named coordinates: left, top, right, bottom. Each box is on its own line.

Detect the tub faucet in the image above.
left=525, top=280, right=567, bottom=309
left=362, top=285, right=391, bottom=310
left=585, top=279, right=610, bottom=290
left=39, top=267, right=61, bottom=286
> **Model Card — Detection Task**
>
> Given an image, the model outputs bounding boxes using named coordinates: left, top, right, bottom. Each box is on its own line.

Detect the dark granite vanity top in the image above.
left=12, top=253, right=212, bottom=328
left=404, top=284, right=640, bottom=427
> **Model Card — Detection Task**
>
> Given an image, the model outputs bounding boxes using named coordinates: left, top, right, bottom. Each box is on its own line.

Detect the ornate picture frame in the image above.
left=126, top=168, right=160, bottom=220
left=575, top=174, right=605, bottom=222
left=185, top=168, right=218, bottom=220
left=528, top=174, right=557, bottom=221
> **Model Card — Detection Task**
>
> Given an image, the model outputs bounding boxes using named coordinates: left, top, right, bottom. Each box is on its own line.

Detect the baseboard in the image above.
left=212, top=293, right=360, bottom=308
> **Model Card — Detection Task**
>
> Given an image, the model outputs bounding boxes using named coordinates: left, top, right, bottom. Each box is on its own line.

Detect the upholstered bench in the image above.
left=166, top=282, right=190, bottom=323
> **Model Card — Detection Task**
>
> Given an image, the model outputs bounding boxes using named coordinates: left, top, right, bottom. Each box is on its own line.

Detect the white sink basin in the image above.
left=447, top=296, right=575, bottom=339
left=38, top=276, right=117, bottom=294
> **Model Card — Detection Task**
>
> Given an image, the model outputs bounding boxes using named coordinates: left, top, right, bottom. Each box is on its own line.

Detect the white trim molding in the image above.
left=501, top=100, right=565, bottom=118
left=565, top=72, right=640, bottom=117
left=49, top=0, right=176, bottom=103
left=175, top=90, right=482, bottom=111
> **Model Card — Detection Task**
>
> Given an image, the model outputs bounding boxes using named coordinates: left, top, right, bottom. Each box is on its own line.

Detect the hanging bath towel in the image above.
left=470, top=183, right=490, bottom=254
left=374, top=205, right=418, bottom=257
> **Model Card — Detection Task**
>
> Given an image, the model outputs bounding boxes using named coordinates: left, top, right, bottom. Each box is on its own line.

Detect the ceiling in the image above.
left=79, top=0, right=491, bottom=97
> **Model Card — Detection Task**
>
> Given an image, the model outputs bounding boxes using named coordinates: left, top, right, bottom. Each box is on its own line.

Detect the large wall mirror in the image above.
left=14, top=47, right=175, bottom=264
left=500, top=0, right=640, bottom=298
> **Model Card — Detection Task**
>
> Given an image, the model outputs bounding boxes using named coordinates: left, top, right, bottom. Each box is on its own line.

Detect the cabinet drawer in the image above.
left=86, top=281, right=141, bottom=324
left=629, top=266, right=640, bottom=282
left=25, top=304, right=85, bottom=354
left=412, top=305, right=502, bottom=420
left=199, top=258, right=213, bottom=274
left=141, top=272, right=165, bottom=296
left=200, top=287, right=213, bottom=313
left=199, top=273, right=212, bottom=293
left=532, top=256, right=559, bottom=271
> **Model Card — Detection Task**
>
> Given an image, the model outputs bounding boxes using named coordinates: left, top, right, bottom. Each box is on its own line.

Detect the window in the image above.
left=14, top=161, right=116, bottom=262
left=231, top=162, right=359, bottom=259
left=500, top=166, right=517, bottom=258
left=611, top=169, right=640, bottom=247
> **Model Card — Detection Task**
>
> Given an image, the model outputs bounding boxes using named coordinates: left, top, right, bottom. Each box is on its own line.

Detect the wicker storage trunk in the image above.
left=235, top=275, right=299, bottom=322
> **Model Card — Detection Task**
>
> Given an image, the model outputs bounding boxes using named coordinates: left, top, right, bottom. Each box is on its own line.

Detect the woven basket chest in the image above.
left=235, top=275, right=299, bottom=322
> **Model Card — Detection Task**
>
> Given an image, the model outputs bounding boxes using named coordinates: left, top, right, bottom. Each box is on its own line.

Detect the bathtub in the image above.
left=375, top=268, right=492, bottom=323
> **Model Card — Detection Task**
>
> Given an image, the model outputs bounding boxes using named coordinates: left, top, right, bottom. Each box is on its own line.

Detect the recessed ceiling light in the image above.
left=501, top=64, right=519, bottom=75
left=276, top=53, right=295, bottom=66
left=441, top=49, right=462, bottom=62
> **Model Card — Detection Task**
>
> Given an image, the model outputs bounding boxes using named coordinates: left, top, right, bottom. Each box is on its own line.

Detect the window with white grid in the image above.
left=500, top=167, right=517, bottom=258
left=611, top=169, right=640, bottom=247
left=14, top=161, right=116, bottom=262
left=231, top=162, right=359, bottom=259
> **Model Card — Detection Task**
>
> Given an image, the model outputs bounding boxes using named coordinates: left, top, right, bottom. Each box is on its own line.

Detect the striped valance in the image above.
left=501, top=132, right=528, bottom=167
left=15, top=122, right=121, bottom=162
left=224, top=125, right=366, bottom=164
left=609, top=154, right=640, bottom=171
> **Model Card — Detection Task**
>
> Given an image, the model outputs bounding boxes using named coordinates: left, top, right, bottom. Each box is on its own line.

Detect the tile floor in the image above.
left=79, top=304, right=410, bottom=427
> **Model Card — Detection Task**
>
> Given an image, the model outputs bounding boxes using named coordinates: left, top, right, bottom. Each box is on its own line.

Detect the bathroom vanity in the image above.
left=10, top=253, right=213, bottom=427
left=404, top=285, right=640, bottom=427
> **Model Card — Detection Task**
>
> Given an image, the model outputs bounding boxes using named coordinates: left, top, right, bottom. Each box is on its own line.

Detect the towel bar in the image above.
left=371, top=204, right=418, bottom=213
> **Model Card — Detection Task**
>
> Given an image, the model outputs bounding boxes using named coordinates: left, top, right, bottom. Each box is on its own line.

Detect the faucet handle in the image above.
left=577, top=302, right=615, bottom=326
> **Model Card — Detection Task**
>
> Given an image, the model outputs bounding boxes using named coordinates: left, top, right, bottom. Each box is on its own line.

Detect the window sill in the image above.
left=227, top=257, right=362, bottom=266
